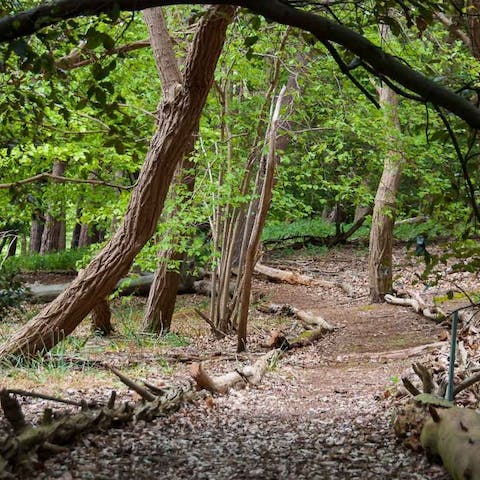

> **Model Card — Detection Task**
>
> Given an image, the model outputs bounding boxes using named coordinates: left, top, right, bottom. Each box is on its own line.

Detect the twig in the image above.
left=5, top=389, right=95, bottom=408
left=453, top=371, right=480, bottom=397
left=194, top=308, right=226, bottom=339
left=401, top=376, right=421, bottom=396
left=412, top=363, right=435, bottom=394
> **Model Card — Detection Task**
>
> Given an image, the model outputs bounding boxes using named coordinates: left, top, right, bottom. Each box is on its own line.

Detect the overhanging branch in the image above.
left=1, top=1, right=480, bottom=128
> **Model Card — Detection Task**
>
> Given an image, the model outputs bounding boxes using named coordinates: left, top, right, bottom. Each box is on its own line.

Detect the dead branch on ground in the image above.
left=0, top=370, right=198, bottom=477
left=190, top=349, right=280, bottom=394
left=384, top=293, right=447, bottom=322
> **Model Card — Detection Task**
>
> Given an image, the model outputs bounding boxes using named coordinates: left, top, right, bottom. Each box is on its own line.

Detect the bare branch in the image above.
left=0, top=173, right=133, bottom=191
left=57, top=39, right=151, bottom=70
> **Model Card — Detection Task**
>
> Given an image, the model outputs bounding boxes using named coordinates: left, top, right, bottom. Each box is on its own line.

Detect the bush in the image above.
left=4, top=248, right=89, bottom=272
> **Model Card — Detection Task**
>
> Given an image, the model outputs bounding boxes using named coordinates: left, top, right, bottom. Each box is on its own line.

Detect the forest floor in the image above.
left=3, top=243, right=479, bottom=479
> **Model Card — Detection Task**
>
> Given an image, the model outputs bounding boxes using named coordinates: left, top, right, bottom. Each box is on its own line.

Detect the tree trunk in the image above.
left=368, top=24, right=404, bottom=303
left=354, top=205, right=371, bottom=223
left=29, top=214, right=44, bottom=253
left=142, top=249, right=180, bottom=333
left=237, top=86, right=287, bottom=352
left=40, top=161, right=67, bottom=254
left=91, top=298, right=113, bottom=335
left=141, top=7, right=199, bottom=334
left=467, top=0, right=480, bottom=60
left=70, top=221, right=81, bottom=249
left=78, top=223, right=105, bottom=247
left=0, top=5, right=235, bottom=359
left=6, top=235, right=17, bottom=258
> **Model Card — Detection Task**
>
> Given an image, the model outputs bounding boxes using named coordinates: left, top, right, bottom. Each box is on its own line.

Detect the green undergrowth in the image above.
left=5, top=248, right=89, bottom=272
left=434, top=290, right=480, bottom=304
left=263, top=216, right=449, bottom=247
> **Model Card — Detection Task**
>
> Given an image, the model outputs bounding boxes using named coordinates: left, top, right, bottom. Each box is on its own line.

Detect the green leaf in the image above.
left=244, top=35, right=259, bottom=48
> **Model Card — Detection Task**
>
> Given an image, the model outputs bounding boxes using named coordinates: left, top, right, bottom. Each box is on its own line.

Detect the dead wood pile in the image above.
left=0, top=373, right=198, bottom=479
left=390, top=296, right=480, bottom=480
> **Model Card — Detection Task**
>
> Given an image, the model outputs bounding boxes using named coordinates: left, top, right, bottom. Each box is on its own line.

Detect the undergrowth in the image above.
left=5, top=248, right=89, bottom=272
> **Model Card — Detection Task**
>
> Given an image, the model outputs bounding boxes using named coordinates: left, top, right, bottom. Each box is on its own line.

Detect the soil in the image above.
left=6, top=244, right=479, bottom=479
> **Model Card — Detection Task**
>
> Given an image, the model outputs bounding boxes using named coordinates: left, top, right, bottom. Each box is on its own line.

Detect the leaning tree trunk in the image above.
left=368, top=23, right=404, bottom=303
left=142, top=165, right=196, bottom=333
left=142, top=7, right=202, bottom=334
left=40, top=161, right=67, bottom=254
left=0, top=5, right=235, bottom=359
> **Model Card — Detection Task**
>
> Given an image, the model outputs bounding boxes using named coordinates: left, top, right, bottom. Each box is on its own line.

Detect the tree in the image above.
left=141, top=7, right=220, bottom=334
left=0, top=1, right=479, bottom=358
left=39, top=161, right=67, bottom=254
left=368, top=23, right=405, bottom=303
left=0, top=5, right=235, bottom=359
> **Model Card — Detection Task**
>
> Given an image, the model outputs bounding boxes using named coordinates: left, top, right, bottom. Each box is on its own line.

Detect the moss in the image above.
left=433, top=290, right=480, bottom=304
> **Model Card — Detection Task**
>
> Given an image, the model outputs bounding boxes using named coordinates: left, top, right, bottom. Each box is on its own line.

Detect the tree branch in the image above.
left=56, top=39, right=151, bottom=70
left=0, top=173, right=133, bottom=191
left=1, top=1, right=480, bottom=128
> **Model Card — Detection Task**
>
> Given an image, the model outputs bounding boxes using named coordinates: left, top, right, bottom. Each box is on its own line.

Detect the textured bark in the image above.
left=40, top=162, right=67, bottom=254
left=368, top=24, right=404, bottom=303
left=29, top=215, right=45, bottom=253
left=0, top=5, right=235, bottom=359
left=142, top=250, right=180, bottom=333
left=141, top=8, right=203, bottom=334
left=91, top=298, right=113, bottom=335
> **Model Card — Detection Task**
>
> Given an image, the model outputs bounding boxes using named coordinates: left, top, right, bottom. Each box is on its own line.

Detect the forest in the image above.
left=0, top=1, right=479, bottom=479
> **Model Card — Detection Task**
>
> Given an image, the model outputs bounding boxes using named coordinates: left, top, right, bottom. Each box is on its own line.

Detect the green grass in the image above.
left=0, top=300, right=192, bottom=390
left=263, top=218, right=335, bottom=243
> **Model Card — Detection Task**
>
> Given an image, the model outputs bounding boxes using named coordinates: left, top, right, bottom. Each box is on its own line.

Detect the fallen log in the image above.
left=259, top=303, right=334, bottom=331
left=254, top=263, right=355, bottom=296
left=283, top=327, right=332, bottom=349
left=190, top=349, right=280, bottom=394
left=254, top=263, right=318, bottom=286
left=24, top=273, right=196, bottom=303
left=421, top=405, right=480, bottom=480
left=336, top=342, right=445, bottom=362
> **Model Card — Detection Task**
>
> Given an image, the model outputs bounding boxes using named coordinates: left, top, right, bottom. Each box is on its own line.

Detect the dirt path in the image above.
left=13, top=250, right=470, bottom=480
left=32, top=265, right=453, bottom=479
